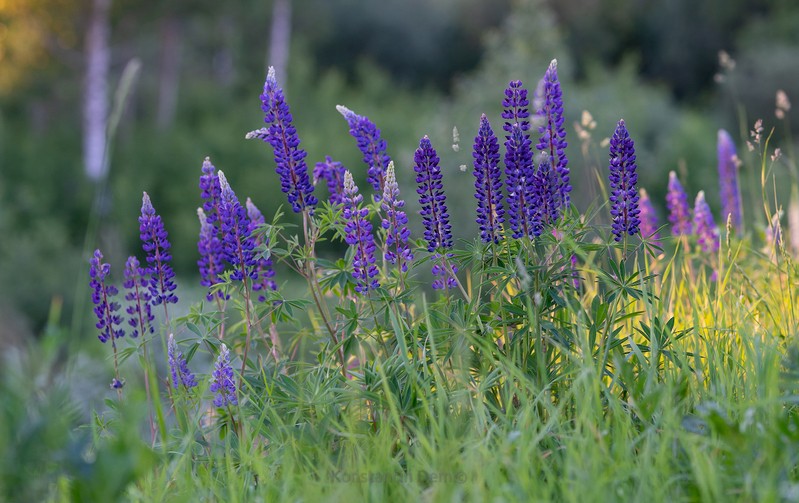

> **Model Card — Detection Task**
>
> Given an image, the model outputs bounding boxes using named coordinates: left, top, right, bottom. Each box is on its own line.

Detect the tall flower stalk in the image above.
left=666, top=171, right=692, bottom=235
left=694, top=191, right=719, bottom=253
left=381, top=162, right=413, bottom=280
left=717, top=129, right=742, bottom=233
left=123, top=255, right=157, bottom=439
left=608, top=119, right=641, bottom=242
left=139, top=192, right=178, bottom=324
left=414, top=136, right=457, bottom=290
left=536, top=59, right=570, bottom=210
left=337, top=105, right=392, bottom=198
left=168, top=334, right=197, bottom=390
left=89, top=249, right=124, bottom=394
left=473, top=114, right=504, bottom=244
left=313, top=156, right=347, bottom=205
left=255, top=66, right=317, bottom=214
left=342, top=171, right=379, bottom=294
left=197, top=208, right=227, bottom=301
left=217, top=171, right=259, bottom=379
left=638, top=188, right=661, bottom=242
left=210, top=344, right=238, bottom=407
left=504, top=124, right=537, bottom=239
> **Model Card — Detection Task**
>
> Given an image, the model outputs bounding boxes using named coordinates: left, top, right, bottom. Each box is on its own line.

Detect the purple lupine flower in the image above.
left=414, top=136, right=458, bottom=289
left=89, top=249, right=124, bottom=343
left=501, top=80, right=531, bottom=134
left=199, top=157, right=222, bottom=224
left=123, top=256, right=153, bottom=338
left=168, top=333, right=197, bottom=390
left=530, top=156, right=560, bottom=232
left=336, top=105, right=392, bottom=198
left=313, top=156, right=347, bottom=205
left=694, top=190, right=719, bottom=253
left=342, top=171, right=380, bottom=293
left=415, top=136, right=453, bottom=251
left=381, top=162, right=413, bottom=271
left=217, top=171, right=258, bottom=283
left=246, top=197, right=278, bottom=301
left=608, top=119, right=641, bottom=241
left=210, top=343, right=237, bottom=407
left=638, top=188, right=661, bottom=242
left=717, top=129, right=742, bottom=233
left=139, top=192, right=178, bottom=305
left=473, top=114, right=505, bottom=244
left=504, top=124, right=538, bottom=239
left=536, top=59, right=570, bottom=209
left=197, top=208, right=228, bottom=300
left=666, top=171, right=692, bottom=235
left=255, top=66, right=317, bottom=214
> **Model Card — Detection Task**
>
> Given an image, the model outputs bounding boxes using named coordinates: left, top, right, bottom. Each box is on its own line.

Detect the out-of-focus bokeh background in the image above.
left=2, top=0, right=798, bottom=341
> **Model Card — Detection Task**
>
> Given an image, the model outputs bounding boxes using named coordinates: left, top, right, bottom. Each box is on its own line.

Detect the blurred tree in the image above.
left=83, top=0, right=111, bottom=180
left=268, top=0, right=292, bottom=83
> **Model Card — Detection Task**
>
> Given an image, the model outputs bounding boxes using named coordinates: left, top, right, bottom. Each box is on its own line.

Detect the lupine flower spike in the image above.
left=381, top=162, right=413, bottom=272
left=694, top=190, right=720, bottom=253
left=168, top=334, right=197, bottom=390
left=666, top=171, right=692, bottom=235
left=531, top=156, right=560, bottom=231
left=139, top=192, right=178, bottom=306
left=313, top=156, right=347, bottom=205
left=504, top=123, right=537, bottom=239
left=638, top=188, right=661, bottom=242
left=342, top=171, right=380, bottom=293
left=210, top=344, right=237, bottom=407
left=502, top=80, right=531, bottom=134
left=89, top=249, right=125, bottom=390
left=537, top=59, right=570, bottom=210
left=89, top=249, right=124, bottom=343
left=199, top=157, right=222, bottom=224
left=473, top=114, right=504, bottom=244
left=246, top=197, right=278, bottom=301
left=123, top=256, right=153, bottom=338
left=197, top=208, right=227, bottom=300
left=608, top=119, right=641, bottom=241
left=414, top=136, right=457, bottom=290
left=337, top=105, right=392, bottom=198
left=217, top=171, right=258, bottom=283
left=717, top=129, right=742, bottom=233
left=252, top=66, right=317, bottom=214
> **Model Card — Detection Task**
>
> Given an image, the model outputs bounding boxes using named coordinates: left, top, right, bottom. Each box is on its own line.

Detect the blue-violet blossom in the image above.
left=337, top=104, right=392, bottom=198
left=536, top=59, right=570, bottom=209
left=473, top=114, right=505, bottom=243
left=381, top=162, right=413, bottom=271
left=168, top=333, right=197, bottom=390
left=89, top=249, right=124, bottom=343
left=342, top=171, right=380, bottom=293
left=504, top=123, right=537, bottom=239
left=638, top=188, right=661, bottom=242
left=717, top=129, right=742, bottom=233
left=255, top=66, right=317, bottom=214
left=313, top=156, right=347, bottom=205
left=139, top=192, right=178, bottom=305
left=694, top=191, right=719, bottom=253
left=217, top=171, right=258, bottom=282
left=666, top=171, right=692, bottom=235
left=414, top=136, right=457, bottom=289
left=197, top=208, right=227, bottom=300
left=608, top=119, right=641, bottom=241
left=210, top=343, right=237, bottom=407
left=123, top=255, right=153, bottom=338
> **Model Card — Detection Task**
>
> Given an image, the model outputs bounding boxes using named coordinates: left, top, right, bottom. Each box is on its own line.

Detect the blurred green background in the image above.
left=1, top=0, right=798, bottom=339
